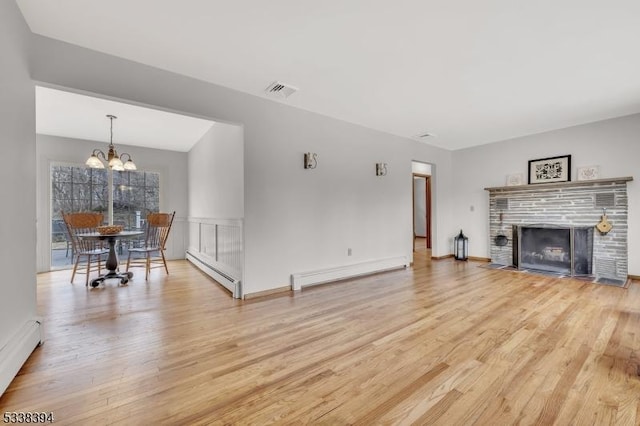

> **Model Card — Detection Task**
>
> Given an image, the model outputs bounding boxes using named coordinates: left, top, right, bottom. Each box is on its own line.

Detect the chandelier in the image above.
left=85, top=115, right=136, bottom=171
left=85, top=114, right=138, bottom=225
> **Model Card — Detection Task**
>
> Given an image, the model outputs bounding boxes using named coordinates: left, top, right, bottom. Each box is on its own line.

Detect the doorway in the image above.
left=412, top=173, right=432, bottom=254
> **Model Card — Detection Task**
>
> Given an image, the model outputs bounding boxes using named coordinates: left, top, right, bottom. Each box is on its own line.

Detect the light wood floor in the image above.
left=2, top=255, right=640, bottom=425
left=414, top=236, right=429, bottom=252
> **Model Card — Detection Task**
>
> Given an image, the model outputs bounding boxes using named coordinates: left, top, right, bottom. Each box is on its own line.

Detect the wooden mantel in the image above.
left=484, top=176, right=633, bottom=192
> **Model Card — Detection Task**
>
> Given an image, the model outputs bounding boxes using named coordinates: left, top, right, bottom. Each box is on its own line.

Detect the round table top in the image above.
left=79, top=230, right=144, bottom=240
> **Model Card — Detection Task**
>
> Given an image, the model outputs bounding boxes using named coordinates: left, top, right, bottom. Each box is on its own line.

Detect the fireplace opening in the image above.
left=512, top=225, right=593, bottom=276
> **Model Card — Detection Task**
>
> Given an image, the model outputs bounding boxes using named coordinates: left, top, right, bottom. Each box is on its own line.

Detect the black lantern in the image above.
left=454, top=229, right=468, bottom=261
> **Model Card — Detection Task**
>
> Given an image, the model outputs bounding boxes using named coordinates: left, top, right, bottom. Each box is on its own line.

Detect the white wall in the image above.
left=29, top=35, right=453, bottom=295
left=188, top=122, right=244, bottom=218
left=36, top=134, right=189, bottom=272
left=412, top=162, right=432, bottom=176
left=187, top=122, right=244, bottom=292
left=451, top=113, right=640, bottom=274
left=0, top=0, right=37, bottom=394
left=240, top=105, right=453, bottom=294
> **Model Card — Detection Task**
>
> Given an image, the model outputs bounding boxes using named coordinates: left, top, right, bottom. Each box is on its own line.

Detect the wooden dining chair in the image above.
left=126, top=211, right=175, bottom=280
left=62, top=212, right=109, bottom=286
left=52, top=219, right=72, bottom=257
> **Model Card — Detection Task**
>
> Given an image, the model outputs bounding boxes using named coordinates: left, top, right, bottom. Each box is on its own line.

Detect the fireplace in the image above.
left=512, top=225, right=594, bottom=276
left=486, top=177, right=631, bottom=283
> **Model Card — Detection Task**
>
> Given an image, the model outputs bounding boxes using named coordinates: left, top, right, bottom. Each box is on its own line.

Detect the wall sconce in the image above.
left=304, top=152, right=318, bottom=169
left=375, top=162, right=388, bottom=176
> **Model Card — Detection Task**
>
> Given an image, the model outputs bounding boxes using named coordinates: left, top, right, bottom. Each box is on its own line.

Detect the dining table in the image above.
left=79, top=230, right=144, bottom=287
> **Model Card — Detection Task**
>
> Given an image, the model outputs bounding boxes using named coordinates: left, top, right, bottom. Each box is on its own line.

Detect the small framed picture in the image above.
left=528, top=155, right=571, bottom=184
left=506, top=173, right=524, bottom=186
left=577, top=165, right=600, bottom=181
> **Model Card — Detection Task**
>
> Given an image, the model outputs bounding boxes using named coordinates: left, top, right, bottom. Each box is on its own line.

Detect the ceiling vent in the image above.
left=265, top=81, right=298, bottom=99
left=415, top=132, right=436, bottom=139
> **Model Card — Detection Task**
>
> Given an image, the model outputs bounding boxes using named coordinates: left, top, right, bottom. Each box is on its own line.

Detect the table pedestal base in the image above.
left=90, top=271, right=133, bottom=288
left=80, top=231, right=143, bottom=288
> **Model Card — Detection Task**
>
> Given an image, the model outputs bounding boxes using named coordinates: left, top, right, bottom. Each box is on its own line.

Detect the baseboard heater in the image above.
left=1, top=319, right=44, bottom=396
left=291, top=256, right=409, bottom=290
left=186, top=251, right=242, bottom=299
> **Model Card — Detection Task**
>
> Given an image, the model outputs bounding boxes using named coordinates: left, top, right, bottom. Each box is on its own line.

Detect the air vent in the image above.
left=595, top=193, right=615, bottom=208
left=415, top=132, right=436, bottom=139
left=595, top=257, right=617, bottom=279
left=265, top=81, right=298, bottom=98
left=496, top=198, right=509, bottom=210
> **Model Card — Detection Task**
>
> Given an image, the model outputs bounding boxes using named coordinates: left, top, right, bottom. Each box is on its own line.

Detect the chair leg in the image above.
left=160, top=250, right=169, bottom=274
left=71, top=255, right=79, bottom=283
left=85, top=255, right=91, bottom=286
left=145, top=253, right=151, bottom=281
left=126, top=252, right=132, bottom=272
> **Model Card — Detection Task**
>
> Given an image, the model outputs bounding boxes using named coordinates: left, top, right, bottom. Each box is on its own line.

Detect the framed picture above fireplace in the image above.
left=528, top=155, right=571, bottom=184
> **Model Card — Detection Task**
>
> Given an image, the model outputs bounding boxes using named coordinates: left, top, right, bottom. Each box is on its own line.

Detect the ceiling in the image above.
left=36, top=87, right=214, bottom=152
left=18, top=0, right=640, bottom=150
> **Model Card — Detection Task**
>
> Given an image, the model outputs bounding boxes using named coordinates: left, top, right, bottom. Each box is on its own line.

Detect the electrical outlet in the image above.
left=347, top=248, right=352, bottom=256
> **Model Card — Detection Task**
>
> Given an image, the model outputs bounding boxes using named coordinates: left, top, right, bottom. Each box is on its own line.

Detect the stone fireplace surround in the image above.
left=485, top=177, right=632, bottom=283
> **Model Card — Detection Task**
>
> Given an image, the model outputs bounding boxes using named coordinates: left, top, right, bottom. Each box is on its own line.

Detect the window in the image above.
left=112, top=169, right=160, bottom=229
left=51, top=165, right=160, bottom=268
left=51, top=165, right=107, bottom=215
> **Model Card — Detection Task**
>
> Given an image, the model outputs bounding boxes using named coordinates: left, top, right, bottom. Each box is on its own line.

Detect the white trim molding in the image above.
left=0, top=319, right=44, bottom=396
left=291, top=256, right=409, bottom=291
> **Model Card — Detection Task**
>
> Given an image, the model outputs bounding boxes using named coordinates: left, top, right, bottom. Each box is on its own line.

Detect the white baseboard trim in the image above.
left=291, top=256, right=409, bottom=291
left=186, top=251, right=242, bottom=299
left=0, top=319, right=44, bottom=396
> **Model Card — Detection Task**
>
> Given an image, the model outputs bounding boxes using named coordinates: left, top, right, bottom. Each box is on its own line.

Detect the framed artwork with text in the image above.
left=528, top=155, right=571, bottom=184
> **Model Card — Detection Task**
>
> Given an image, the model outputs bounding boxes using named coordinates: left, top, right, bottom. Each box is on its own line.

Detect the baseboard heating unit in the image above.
left=186, top=251, right=242, bottom=298
left=0, top=319, right=43, bottom=396
left=291, top=256, right=409, bottom=290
